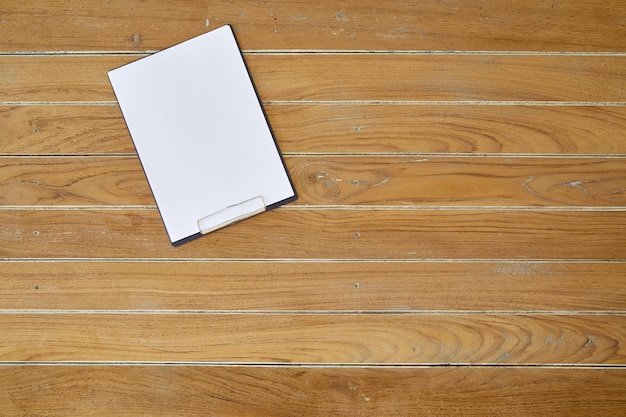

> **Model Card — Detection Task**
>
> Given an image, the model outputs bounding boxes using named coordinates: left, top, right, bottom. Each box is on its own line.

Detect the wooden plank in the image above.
left=271, top=104, right=626, bottom=155
left=1, top=261, right=624, bottom=311
left=241, top=55, right=626, bottom=102
left=0, top=157, right=150, bottom=206
left=3, top=105, right=626, bottom=156
left=1, top=210, right=625, bottom=259
left=1, top=55, right=625, bottom=102
left=1, top=1, right=624, bottom=52
left=2, top=2, right=624, bottom=417
left=0, top=105, right=133, bottom=155
left=289, top=157, right=626, bottom=207
left=0, top=55, right=124, bottom=102
left=1, top=366, right=625, bottom=416
left=0, top=314, right=624, bottom=364
left=2, top=156, right=626, bottom=207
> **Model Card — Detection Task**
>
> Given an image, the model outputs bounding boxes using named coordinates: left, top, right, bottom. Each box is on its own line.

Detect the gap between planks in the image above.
left=3, top=258, right=626, bottom=263
left=0, top=362, right=624, bottom=369
left=0, top=310, right=625, bottom=316
left=3, top=50, right=626, bottom=56
left=2, top=101, right=626, bottom=106
left=1, top=206, right=625, bottom=211
left=3, top=153, right=626, bottom=158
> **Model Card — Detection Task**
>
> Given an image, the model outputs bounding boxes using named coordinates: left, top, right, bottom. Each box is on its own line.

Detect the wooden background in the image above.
left=1, top=1, right=625, bottom=415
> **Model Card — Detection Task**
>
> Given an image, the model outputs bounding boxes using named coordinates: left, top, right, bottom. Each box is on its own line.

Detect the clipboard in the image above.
left=108, top=25, right=297, bottom=246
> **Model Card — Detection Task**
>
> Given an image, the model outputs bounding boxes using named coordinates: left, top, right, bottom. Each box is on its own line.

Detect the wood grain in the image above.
left=252, top=55, right=626, bottom=102
left=271, top=104, right=626, bottom=155
left=0, top=105, right=132, bottom=155
left=0, top=157, right=150, bottom=206
left=1, top=1, right=625, bottom=415
left=1, top=210, right=625, bottom=260
left=2, top=156, right=626, bottom=207
left=1, top=314, right=624, bottom=364
left=1, top=366, right=625, bottom=416
left=3, top=105, right=626, bottom=156
left=1, top=261, right=624, bottom=311
left=289, top=157, right=626, bottom=206
left=1, top=55, right=625, bottom=102
left=1, top=0, right=624, bottom=52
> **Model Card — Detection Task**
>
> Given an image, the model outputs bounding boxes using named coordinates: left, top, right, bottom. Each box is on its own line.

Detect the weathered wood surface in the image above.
left=1, top=314, right=625, bottom=364
left=1, top=261, right=624, bottom=311
left=1, top=0, right=625, bottom=415
left=2, top=210, right=626, bottom=259
left=2, top=156, right=626, bottom=206
left=3, top=105, right=626, bottom=155
left=1, top=0, right=624, bottom=52
left=1, top=55, right=625, bottom=102
left=2, top=367, right=625, bottom=417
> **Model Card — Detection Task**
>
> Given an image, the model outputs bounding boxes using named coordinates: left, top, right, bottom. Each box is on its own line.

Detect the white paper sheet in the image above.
left=108, top=25, right=296, bottom=245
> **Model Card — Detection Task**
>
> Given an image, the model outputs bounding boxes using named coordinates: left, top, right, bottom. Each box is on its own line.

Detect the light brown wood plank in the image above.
left=0, top=56, right=124, bottom=102
left=256, top=55, right=626, bottom=102
left=1, top=2, right=624, bottom=416
left=1, top=210, right=625, bottom=259
left=2, top=156, right=626, bottom=207
left=1, top=1, right=624, bottom=52
left=1, top=55, right=625, bottom=102
left=1, top=314, right=624, bottom=364
left=0, top=157, right=150, bottom=206
left=272, top=104, right=626, bottom=155
left=1, top=261, right=624, bottom=311
left=1, top=366, right=625, bottom=416
left=3, top=105, right=626, bottom=155
left=0, top=156, right=147, bottom=206
left=289, top=157, right=626, bottom=206
left=0, top=105, right=132, bottom=154
left=255, top=55, right=626, bottom=102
